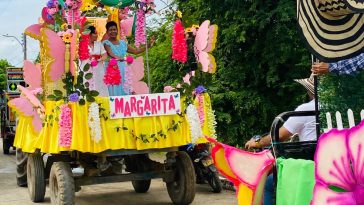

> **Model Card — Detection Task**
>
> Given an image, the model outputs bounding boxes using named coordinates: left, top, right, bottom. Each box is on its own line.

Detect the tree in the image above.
left=148, top=0, right=312, bottom=146
left=0, top=59, right=12, bottom=91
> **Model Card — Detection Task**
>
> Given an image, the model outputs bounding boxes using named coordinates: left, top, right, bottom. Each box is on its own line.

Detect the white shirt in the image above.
left=283, top=100, right=317, bottom=141
left=89, top=41, right=106, bottom=56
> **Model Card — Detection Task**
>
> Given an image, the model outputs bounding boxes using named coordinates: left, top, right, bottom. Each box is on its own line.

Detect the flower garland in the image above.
left=196, top=94, right=205, bottom=125
left=135, top=9, right=146, bottom=48
left=78, top=34, right=90, bottom=60
left=124, top=66, right=132, bottom=94
left=172, top=19, right=187, bottom=63
left=206, top=107, right=217, bottom=139
left=65, top=0, right=82, bottom=26
left=88, top=102, right=102, bottom=143
left=186, top=104, right=203, bottom=143
left=59, top=104, right=73, bottom=147
left=104, top=59, right=121, bottom=85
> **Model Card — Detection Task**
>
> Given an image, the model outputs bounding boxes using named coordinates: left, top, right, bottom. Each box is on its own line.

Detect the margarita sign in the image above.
left=109, top=92, right=181, bottom=119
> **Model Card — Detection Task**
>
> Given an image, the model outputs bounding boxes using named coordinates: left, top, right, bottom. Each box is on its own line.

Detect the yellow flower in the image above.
left=192, top=24, right=200, bottom=29
left=185, top=27, right=192, bottom=33
left=176, top=10, right=182, bottom=18
left=61, top=23, right=69, bottom=31
left=62, top=33, right=72, bottom=43
left=84, top=3, right=95, bottom=11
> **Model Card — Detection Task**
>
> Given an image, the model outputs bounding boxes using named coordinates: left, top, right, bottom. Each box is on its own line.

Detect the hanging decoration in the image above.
left=134, top=0, right=155, bottom=47
left=186, top=104, right=203, bottom=143
left=88, top=102, right=102, bottom=142
left=172, top=19, right=188, bottom=63
left=78, top=34, right=90, bottom=60
left=65, top=0, right=83, bottom=27
left=59, top=104, right=73, bottom=147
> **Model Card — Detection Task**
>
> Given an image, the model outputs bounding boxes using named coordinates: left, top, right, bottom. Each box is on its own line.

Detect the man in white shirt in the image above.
left=245, top=74, right=317, bottom=149
left=244, top=74, right=317, bottom=205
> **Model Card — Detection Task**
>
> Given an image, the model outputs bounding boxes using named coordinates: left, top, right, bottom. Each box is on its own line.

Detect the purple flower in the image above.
left=47, top=0, right=54, bottom=8
left=195, top=85, right=206, bottom=94
left=68, top=93, right=79, bottom=102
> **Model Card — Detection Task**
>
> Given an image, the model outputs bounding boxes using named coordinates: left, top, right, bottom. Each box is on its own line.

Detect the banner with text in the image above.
left=109, top=92, right=181, bottom=119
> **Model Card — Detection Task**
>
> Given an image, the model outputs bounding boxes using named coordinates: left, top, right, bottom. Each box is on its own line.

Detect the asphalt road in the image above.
left=0, top=142, right=237, bottom=205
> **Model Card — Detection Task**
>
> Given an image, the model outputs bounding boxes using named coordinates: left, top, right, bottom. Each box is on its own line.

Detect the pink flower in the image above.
left=91, top=60, right=98, bottom=67
left=311, top=120, right=364, bottom=205
left=163, top=86, right=175, bottom=93
left=125, top=56, right=134, bottom=64
left=47, top=8, right=58, bottom=15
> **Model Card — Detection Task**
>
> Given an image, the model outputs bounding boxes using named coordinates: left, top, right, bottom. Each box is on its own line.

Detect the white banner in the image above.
left=109, top=92, right=181, bottom=119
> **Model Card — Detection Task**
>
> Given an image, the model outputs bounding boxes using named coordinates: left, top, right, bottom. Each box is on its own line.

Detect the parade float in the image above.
left=9, top=0, right=219, bottom=204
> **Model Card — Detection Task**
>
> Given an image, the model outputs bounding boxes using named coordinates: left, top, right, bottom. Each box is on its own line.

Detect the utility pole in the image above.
left=22, top=33, right=27, bottom=61
left=2, top=34, right=27, bottom=62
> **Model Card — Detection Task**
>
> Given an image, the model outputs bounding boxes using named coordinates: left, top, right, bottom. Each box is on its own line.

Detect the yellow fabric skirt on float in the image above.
left=14, top=97, right=209, bottom=154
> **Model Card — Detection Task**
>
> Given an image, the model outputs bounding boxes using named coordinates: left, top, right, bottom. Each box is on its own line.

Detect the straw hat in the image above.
left=294, top=74, right=315, bottom=95
left=297, top=0, right=364, bottom=63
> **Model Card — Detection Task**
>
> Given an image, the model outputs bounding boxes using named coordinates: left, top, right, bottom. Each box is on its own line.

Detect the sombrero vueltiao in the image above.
left=294, top=74, right=315, bottom=95
left=297, top=0, right=364, bottom=62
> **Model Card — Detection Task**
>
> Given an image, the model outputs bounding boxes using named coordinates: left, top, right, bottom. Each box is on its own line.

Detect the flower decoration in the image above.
left=78, top=34, right=90, bottom=60
left=196, top=94, right=205, bottom=125
left=104, top=59, right=121, bottom=85
left=135, top=9, right=146, bottom=48
left=125, top=56, right=134, bottom=64
left=61, top=23, right=69, bottom=31
left=172, top=19, right=188, bottom=63
left=195, top=85, right=206, bottom=94
left=311, top=121, right=364, bottom=205
left=88, top=102, right=102, bottom=143
left=164, top=86, right=176, bottom=93
left=68, top=93, right=79, bottom=102
left=186, top=104, right=203, bottom=143
left=176, top=10, right=183, bottom=19
left=62, top=33, right=73, bottom=43
left=84, top=3, right=95, bottom=11
left=59, top=104, right=73, bottom=147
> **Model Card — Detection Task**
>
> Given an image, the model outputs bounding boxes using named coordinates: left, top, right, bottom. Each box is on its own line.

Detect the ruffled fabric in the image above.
left=59, top=104, right=72, bottom=147
left=88, top=102, right=102, bottom=143
left=104, top=59, right=121, bottom=85
left=172, top=19, right=187, bottom=63
left=186, top=104, right=203, bottom=143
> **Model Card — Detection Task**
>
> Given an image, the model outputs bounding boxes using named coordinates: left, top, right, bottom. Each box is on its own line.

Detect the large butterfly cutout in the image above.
left=194, top=20, right=218, bottom=74
left=25, top=24, right=77, bottom=81
left=128, top=56, right=149, bottom=94
left=8, top=61, right=44, bottom=132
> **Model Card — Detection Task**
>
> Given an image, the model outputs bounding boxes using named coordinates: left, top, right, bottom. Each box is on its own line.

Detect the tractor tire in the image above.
left=27, top=153, right=46, bottom=202
left=166, top=151, right=196, bottom=205
left=16, top=148, right=28, bottom=187
left=49, top=162, right=75, bottom=205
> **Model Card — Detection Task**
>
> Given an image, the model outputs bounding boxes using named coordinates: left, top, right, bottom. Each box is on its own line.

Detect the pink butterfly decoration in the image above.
left=120, top=17, right=134, bottom=37
left=194, top=20, right=218, bottom=73
left=128, top=57, right=149, bottom=94
left=26, top=25, right=76, bottom=81
left=8, top=61, right=44, bottom=132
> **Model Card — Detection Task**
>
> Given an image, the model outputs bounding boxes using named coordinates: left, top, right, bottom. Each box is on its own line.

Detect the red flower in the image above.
left=172, top=20, right=187, bottom=63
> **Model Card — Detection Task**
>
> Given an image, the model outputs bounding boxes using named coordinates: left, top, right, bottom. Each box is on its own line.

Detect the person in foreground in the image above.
left=245, top=74, right=317, bottom=205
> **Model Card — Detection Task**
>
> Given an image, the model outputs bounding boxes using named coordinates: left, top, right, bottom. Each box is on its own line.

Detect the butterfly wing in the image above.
left=194, top=20, right=218, bottom=73
left=23, top=60, right=42, bottom=89
left=120, top=17, right=134, bottom=37
left=18, top=85, right=45, bottom=113
left=41, top=28, right=65, bottom=82
left=8, top=97, right=43, bottom=132
left=25, top=24, right=43, bottom=41
left=130, top=57, right=149, bottom=94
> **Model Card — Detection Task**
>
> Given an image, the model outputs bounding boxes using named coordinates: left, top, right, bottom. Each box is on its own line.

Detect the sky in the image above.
left=0, top=0, right=171, bottom=67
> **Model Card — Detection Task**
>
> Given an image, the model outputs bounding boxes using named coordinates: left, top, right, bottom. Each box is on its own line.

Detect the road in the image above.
left=0, top=142, right=237, bottom=205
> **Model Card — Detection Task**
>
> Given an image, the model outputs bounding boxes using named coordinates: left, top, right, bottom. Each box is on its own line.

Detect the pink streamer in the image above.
left=59, top=104, right=73, bottom=147
left=135, top=9, right=146, bottom=48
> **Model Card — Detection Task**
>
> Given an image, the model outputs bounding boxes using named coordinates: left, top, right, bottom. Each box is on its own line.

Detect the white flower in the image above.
left=186, top=104, right=203, bottom=143
left=88, top=102, right=102, bottom=143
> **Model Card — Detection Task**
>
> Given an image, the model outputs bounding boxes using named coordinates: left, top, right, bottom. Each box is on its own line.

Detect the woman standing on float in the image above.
left=103, top=21, right=154, bottom=96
